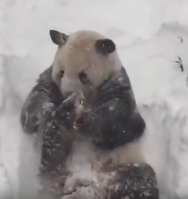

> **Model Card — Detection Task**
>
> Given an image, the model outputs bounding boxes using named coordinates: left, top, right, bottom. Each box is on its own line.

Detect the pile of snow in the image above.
left=1, top=0, right=188, bottom=198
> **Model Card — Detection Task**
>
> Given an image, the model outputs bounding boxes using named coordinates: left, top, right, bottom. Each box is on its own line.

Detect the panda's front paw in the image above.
left=63, top=92, right=85, bottom=118
left=55, top=91, right=85, bottom=129
left=63, top=91, right=84, bottom=106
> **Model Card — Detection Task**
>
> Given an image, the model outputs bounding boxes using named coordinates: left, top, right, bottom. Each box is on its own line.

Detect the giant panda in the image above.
left=19, top=29, right=159, bottom=199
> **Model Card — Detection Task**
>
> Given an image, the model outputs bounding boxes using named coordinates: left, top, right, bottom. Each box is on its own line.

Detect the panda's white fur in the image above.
left=63, top=135, right=145, bottom=196
left=51, top=30, right=122, bottom=96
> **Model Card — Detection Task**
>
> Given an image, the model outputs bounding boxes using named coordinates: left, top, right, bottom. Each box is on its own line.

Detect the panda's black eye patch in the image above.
left=60, top=70, right=64, bottom=78
left=79, top=71, right=88, bottom=84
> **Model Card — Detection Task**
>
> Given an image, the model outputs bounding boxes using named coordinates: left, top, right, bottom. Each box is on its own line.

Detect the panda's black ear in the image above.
left=49, top=30, right=68, bottom=46
left=95, top=39, right=116, bottom=55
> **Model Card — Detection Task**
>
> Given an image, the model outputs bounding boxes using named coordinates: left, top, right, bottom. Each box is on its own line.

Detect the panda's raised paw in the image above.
left=62, top=92, right=85, bottom=106
left=54, top=91, right=85, bottom=129
left=63, top=92, right=85, bottom=116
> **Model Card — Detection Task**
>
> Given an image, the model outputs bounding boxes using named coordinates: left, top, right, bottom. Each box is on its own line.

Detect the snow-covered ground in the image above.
left=1, top=0, right=188, bottom=198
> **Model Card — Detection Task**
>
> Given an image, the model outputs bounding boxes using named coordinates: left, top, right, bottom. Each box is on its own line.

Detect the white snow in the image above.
left=1, top=0, right=188, bottom=198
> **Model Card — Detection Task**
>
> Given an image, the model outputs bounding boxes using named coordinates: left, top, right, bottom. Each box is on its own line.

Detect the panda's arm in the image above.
left=20, top=66, right=66, bottom=134
left=78, top=99, right=145, bottom=150
left=78, top=70, right=146, bottom=150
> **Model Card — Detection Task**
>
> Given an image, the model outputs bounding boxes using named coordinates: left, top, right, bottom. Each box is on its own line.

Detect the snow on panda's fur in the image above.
left=19, top=29, right=158, bottom=199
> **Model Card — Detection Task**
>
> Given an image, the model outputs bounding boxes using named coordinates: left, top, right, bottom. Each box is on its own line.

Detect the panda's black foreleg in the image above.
left=77, top=71, right=146, bottom=150
left=19, top=67, right=85, bottom=198
left=106, top=162, right=159, bottom=199
left=39, top=91, right=85, bottom=174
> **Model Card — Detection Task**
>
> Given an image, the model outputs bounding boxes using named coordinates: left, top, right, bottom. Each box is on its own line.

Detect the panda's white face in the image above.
left=50, top=30, right=122, bottom=97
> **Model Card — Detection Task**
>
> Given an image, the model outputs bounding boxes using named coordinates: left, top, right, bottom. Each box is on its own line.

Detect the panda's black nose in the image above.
left=95, top=39, right=116, bottom=56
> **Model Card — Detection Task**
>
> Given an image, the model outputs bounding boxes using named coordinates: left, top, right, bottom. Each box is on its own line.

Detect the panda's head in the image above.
left=50, top=29, right=122, bottom=97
